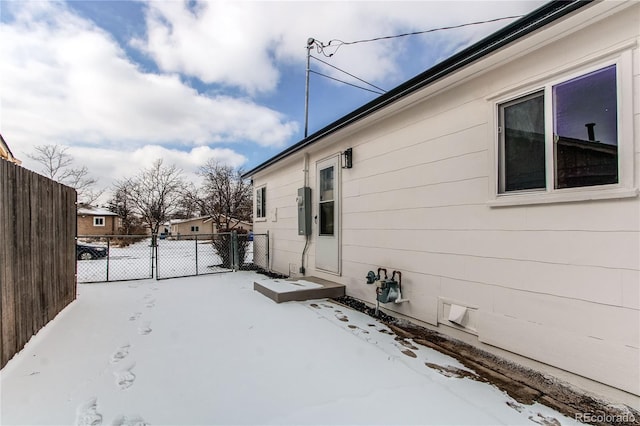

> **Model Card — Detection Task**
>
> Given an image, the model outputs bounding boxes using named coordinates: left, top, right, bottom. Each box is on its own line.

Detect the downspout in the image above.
left=300, top=153, right=310, bottom=275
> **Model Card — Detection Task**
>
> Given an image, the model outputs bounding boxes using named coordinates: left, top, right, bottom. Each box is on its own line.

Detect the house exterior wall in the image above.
left=170, top=218, right=252, bottom=237
left=251, top=2, right=640, bottom=397
left=77, top=215, right=118, bottom=236
left=171, top=218, right=216, bottom=237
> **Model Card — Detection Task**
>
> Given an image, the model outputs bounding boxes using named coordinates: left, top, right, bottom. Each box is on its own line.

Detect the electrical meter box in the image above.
left=297, top=187, right=311, bottom=236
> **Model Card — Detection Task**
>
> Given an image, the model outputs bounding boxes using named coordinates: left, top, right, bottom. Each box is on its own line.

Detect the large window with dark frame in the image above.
left=498, top=64, right=619, bottom=194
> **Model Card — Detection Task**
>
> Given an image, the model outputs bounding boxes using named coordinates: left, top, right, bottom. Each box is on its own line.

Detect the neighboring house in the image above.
left=168, top=217, right=216, bottom=237
left=0, top=133, right=21, bottom=165
left=77, top=206, right=121, bottom=236
left=243, top=0, right=640, bottom=400
left=167, top=216, right=252, bottom=238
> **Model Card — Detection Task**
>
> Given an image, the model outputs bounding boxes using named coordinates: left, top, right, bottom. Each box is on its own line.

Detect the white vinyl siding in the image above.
left=250, top=3, right=640, bottom=396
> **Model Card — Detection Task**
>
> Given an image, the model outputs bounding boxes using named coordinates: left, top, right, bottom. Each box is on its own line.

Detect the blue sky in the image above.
left=0, top=0, right=543, bottom=200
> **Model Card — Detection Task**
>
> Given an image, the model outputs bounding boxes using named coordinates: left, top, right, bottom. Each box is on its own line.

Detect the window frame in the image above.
left=255, top=185, right=267, bottom=221
left=190, top=225, right=199, bottom=232
left=488, top=49, right=636, bottom=206
left=93, top=216, right=105, bottom=227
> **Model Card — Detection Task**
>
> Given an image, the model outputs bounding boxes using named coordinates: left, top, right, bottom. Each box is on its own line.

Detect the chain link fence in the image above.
left=156, top=234, right=232, bottom=280
left=77, top=235, right=153, bottom=283
left=243, top=233, right=268, bottom=271
left=77, top=231, right=270, bottom=283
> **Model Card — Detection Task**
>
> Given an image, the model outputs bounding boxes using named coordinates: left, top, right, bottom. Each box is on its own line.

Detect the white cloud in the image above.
left=135, top=1, right=544, bottom=93
left=0, top=0, right=298, bottom=158
left=0, top=0, right=544, bottom=204
left=19, top=143, right=247, bottom=203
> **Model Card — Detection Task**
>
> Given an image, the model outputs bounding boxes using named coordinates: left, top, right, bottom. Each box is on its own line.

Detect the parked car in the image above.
left=76, top=243, right=108, bottom=260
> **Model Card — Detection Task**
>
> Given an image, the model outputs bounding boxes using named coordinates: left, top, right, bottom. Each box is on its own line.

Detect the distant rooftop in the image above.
left=77, top=206, right=118, bottom=216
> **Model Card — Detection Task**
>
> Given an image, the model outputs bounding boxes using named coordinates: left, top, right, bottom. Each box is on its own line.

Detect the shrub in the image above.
left=213, top=229, right=249, bottom=268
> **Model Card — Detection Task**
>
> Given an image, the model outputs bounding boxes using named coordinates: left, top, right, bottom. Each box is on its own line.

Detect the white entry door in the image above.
left=315, top=156, right=340, bottom=274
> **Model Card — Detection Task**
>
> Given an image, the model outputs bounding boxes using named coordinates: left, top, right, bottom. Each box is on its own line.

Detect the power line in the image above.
left=304, top=14, right=524, bottom=134
left=312, top=15, right=523, bottom=57
left=310, top=55, right=387, bottom=93
left=309, top=70, right=385, bottom=95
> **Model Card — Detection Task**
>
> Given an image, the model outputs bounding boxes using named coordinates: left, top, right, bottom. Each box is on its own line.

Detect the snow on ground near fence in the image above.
left=0, top=272, right=581, bottom=425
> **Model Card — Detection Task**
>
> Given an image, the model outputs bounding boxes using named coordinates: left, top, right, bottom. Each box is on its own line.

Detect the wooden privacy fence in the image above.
left=0, top=159, right=77, bottom=369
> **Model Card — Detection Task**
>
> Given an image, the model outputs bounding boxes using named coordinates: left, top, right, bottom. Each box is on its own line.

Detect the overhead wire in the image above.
left=308, top=70, right=385, bottom=95
left=307, top=14, right=524, bottom=94
left=313, top=15, right=524, bottom=58
left=310, top=55, right=387, bottom=93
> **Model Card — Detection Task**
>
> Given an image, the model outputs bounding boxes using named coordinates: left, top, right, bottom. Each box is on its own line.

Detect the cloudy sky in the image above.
left=1, top=0, right=543, bottom=201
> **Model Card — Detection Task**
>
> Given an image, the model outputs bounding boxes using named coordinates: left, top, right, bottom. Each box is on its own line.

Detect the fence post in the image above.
left=266, top=230, right=270, bottom=272
left=106, top=237, right=111, bottom=282
left=231, top=231, right=239, bottom=271
left=152, top=234, right=157, bottom=280
left=195, top=234, right=199, bottom=276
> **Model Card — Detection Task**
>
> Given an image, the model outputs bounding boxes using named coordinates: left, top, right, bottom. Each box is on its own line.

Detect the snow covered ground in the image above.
left=1, top=272, right=582, bottom=425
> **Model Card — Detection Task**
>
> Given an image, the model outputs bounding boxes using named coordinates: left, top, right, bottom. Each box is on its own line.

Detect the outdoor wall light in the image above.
left=342, top=148, right=353, bottom=169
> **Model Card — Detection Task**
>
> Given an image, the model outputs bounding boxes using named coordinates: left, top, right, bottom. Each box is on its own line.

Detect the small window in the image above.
left=93, top=217, right=105, bottom=227
left=256, top=186, right=266, bottom=219
left=497, top=63, right=621, bottom=196
left=191, top=226, right=199, bottom=232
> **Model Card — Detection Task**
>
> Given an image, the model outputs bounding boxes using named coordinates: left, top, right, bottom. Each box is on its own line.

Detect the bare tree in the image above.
left=113, top=159, right=185, bottom=243
left=107, top=185, right=142, bottom=235
left=188, top=160, right=252, bottom=231
left=27, top=144, right=103, bottom=204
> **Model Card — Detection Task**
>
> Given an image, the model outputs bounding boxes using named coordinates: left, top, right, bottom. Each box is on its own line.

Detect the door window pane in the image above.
left=499, top=91, right=546, bottom=192
left=319, top=201, right=334, bottom=235
left=554, top=65, right=618, bottom=188
left=320, top=167, right=334, bottom=201
left=319, top=166, right=334, bottom=236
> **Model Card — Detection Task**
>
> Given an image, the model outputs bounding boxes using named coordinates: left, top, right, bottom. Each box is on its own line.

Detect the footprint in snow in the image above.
left=529, top=413, right=561, bottom=426
left=309, top=303, right=320, bottom=309
left=112, top=414, right=148, bottom=426
left=321, top=303, right=333, bottom=308
left=110, top=344, right=131, bottom=363
left=138, top=322, right=152, bottom=335
left=128, top=312, right=142, bottom=322
left=396, top=338, right=419, bottom=350
left=401, top=349, right=417, bottom=358
left=506, top=401, right=524, bottom=413
left=114, top=365, right=136, bottom=390
left=425, top=362, right=479, bottom=379
left=75, top=397, right=102, bottom=426
left=145, top=300, right=155, bottom=308
left=335, top=313, right=349, bottom=322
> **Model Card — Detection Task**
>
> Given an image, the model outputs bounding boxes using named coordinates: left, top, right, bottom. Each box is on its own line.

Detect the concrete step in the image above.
left=253, top=276, right=345, bottom=303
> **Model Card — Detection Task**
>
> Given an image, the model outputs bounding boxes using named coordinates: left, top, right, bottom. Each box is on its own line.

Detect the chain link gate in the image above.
left=155, top=233, right=233, bottom=280
left=77, top=231, right=270, bottom=283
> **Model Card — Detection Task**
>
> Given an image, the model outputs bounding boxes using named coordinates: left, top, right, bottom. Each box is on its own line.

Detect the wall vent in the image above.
left=438, top=298, right=479, bottom=335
